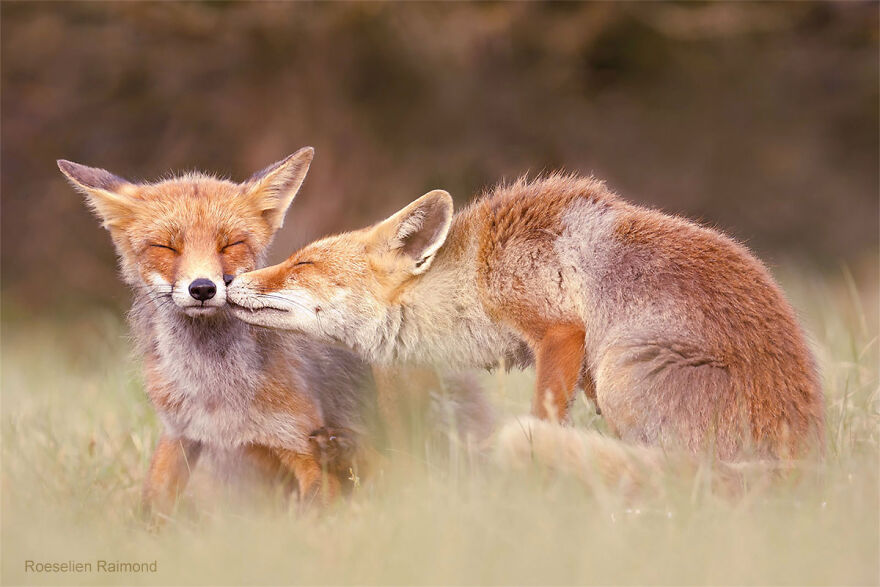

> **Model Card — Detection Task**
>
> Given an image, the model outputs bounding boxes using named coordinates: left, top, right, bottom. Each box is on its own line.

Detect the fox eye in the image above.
left=293, top=261, right=314, bottom=268
left=150, top=244, right=178, bottom=253
left=222, top=240, right=246, bottom=252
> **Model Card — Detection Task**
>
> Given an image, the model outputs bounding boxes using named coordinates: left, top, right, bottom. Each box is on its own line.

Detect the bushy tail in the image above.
left=495, top=417, right=785, bottom=499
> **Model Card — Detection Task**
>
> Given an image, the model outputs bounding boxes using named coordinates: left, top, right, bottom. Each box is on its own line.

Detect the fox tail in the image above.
left=495, top=417, right=772, bottom=499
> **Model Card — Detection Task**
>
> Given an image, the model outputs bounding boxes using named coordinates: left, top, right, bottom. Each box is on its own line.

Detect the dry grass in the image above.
left=2, top=267, right=877, bottom=586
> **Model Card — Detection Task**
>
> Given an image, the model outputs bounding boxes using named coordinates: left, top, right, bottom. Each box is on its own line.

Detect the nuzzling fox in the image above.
left=58, top=148, right=377, bottom=513
left=228, top=174, right=825, bottom=462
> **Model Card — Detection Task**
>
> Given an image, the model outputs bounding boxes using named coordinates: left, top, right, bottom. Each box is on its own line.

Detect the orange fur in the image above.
left=532, top=325, right=587, bottom=422
left=142, top=435, right=202, bottom=518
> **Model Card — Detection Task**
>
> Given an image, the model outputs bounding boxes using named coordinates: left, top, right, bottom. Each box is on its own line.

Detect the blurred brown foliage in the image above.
left=2, top=2, right=877, bottom=312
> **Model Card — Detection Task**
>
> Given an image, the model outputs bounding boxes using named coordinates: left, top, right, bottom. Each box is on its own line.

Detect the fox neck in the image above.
left=129, top=292, right=265, bottom=409
left=364, top=212, right=524, bottom=369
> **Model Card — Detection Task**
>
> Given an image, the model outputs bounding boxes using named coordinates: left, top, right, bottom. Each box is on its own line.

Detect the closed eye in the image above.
left=293, top=261, right=314, bottom=267
left=222, top=240, right=246, bottom=252
left=150, top=244, right=178, bottom=253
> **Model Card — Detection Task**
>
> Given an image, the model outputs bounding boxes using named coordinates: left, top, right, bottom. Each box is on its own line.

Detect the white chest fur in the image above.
left=151, top=314, right=264, bottom=448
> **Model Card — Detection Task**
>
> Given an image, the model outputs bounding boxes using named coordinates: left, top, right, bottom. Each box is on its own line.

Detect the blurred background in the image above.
left=2, top=2, right=877, bottom=314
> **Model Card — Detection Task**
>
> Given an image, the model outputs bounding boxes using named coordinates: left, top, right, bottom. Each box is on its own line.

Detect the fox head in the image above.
left=227, top=189, right=453, bottom=350
left=58, top=147, right=314, bottom=318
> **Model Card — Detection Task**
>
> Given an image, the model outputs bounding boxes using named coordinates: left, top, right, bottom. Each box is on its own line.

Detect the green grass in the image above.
left=2, top=267, right=878, bottom=586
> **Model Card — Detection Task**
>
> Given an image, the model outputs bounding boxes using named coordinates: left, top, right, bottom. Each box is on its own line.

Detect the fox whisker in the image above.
left=248, top=293, right=316, bottom=315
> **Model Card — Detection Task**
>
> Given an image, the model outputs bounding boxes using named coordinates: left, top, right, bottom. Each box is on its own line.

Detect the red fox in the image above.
left=227, top=174, right=825, bottom=462
left=58, top=148, right=373, bottom=513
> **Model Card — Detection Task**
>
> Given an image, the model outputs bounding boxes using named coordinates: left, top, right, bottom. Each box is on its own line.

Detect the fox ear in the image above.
left=373, top=190, right=454, bottom=274
left=243, top=146, right=314, bottom=232
left=57, top=160, right=138, bottom=230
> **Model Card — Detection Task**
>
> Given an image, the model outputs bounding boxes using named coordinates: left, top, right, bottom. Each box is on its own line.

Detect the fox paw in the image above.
left=308, top=427, right=358, bottom=472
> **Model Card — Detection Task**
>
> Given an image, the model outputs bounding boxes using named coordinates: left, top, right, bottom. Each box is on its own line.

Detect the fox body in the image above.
left=229, top=174, right=825, bottom=460
left=58, top=148, right=378, bottom=513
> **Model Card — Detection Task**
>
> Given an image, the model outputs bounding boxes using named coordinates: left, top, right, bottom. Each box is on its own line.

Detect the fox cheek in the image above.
left=139, top=247, right=177, bottom=285
left=221, top=246, right=257, bottom=278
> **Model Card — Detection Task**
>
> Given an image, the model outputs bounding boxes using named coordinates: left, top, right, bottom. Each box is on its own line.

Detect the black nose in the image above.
left=189, top=278, right=216, bottom=301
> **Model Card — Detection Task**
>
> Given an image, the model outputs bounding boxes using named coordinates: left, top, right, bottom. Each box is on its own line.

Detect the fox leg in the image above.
left=274, top=449, right=341, bottom=507
left=309, top=427, right=376, bottom=491
left=241, top=444, right=299, bottom=502
left=530, top=325, right=586, bottom=423
left=142, top=434, right=202, bottom=519
left=309, top=427, right=359, bottom=473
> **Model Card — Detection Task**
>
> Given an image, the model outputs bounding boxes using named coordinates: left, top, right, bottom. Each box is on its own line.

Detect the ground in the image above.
left=2, top=267, right=877, bottom=585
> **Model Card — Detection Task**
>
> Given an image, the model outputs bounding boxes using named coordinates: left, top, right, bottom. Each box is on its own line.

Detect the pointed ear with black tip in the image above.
left=242, top=146, right=314, bottom=233
left=57, top=159, right=138, bottom=230
left=372, top=190, right=454, bottom=275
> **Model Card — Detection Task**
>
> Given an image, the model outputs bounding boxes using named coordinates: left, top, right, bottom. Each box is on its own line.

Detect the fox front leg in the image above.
left=142, top=434, right=202, bottom=522
left=274, top=448, right=341, bottom=507
left=530, top=325, right=587, bottom=423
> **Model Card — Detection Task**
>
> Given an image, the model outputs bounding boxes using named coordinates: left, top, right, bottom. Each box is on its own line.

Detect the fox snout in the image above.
left=172, top=273, right=229, bottom=316
left=188, top=274, right=233, bottom=303
left=169, top=252, right=244, bottom=316
left=188, top=278, right=216, bottom=302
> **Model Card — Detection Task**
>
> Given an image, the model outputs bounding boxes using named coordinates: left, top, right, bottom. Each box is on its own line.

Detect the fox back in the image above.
left=474, top=175, right=825, bottom=459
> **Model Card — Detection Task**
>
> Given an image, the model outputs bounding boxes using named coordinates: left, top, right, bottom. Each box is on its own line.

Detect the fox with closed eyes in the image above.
left=227, top=173, right=825, bottom=473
